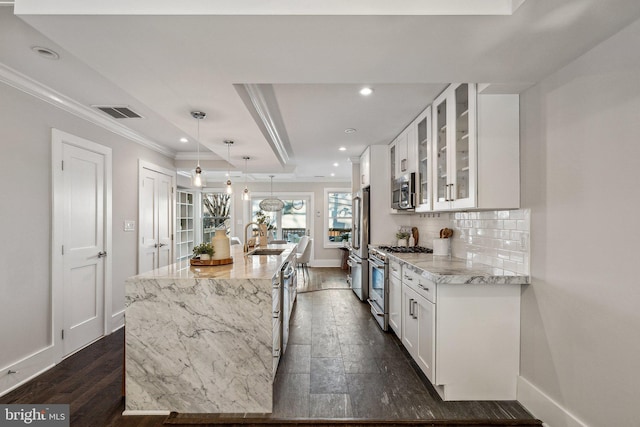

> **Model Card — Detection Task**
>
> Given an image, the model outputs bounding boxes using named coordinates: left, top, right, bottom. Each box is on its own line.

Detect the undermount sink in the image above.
left=247, top=248, right=285, bottom=256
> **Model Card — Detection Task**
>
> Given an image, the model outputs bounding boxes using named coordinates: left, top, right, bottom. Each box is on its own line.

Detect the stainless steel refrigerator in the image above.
left=348, top=186, right=369, bottom=301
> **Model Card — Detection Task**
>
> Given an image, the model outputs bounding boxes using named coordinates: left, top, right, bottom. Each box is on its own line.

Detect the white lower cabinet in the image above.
left=398, top=263, right=521, bottom=401
left=401, top=271, right=436, bottom=383
left=388, top=260, right=402, bottom=336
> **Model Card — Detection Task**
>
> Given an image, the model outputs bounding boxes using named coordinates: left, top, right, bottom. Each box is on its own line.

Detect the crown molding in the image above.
left=0, top=61, right=175, bottom=158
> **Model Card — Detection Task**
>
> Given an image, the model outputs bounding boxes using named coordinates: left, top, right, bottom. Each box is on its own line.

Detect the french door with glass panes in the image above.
left=433, top=83, right=477, bottom=210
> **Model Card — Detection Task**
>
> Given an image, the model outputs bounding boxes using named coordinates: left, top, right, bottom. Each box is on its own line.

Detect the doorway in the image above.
left=138, top=161, right=175, bottom=274
left=51, top=129, right=112, bottom=359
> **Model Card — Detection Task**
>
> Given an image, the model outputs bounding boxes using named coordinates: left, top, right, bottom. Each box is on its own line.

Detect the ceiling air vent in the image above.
left=93, top=105, right=143, bottom=119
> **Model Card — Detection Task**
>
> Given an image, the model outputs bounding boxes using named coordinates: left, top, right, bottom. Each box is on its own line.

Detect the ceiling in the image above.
left=2, top=0, right=640, bottom=183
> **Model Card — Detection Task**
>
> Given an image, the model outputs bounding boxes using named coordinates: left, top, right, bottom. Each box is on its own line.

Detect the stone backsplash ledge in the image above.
left=408, top=209, right=530, bottom=276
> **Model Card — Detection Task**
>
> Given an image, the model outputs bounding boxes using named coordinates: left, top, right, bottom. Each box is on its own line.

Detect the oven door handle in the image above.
left=348, top=255, right=362, bottom=265
left=367, top=299, right=385, bottom=317
left=369, top=259, right=385, bottom=269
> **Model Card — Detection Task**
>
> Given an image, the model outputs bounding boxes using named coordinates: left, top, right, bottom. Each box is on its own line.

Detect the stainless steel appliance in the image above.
left=368, top=246, right=388, bottom=330
left=392, top=173, right=416, bottom=210
left=348, top=187, right=369, bottom=301
left=281, top=259, right=296, bottom=356
left=367, top=245, right=433, bottom=331
left=271, top=274, right=282, bottom=371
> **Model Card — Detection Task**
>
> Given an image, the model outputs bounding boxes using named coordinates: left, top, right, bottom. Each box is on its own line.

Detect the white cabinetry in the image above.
left=435, top=284, right=520, bottom=400
left=396, top=259, right=522, bottom=401
left=433, top=83, right=519, bottom=211
left=401, top=268, right=436, bottom=382
left=176, top=190, right=195, bottom=261
left=390, top=127, right=417, bottom=179
left=388, top=259, right=402, bottom=336
left=415, top=107, right=432, bottom=211
left=359, top=146, right=370, bottom=188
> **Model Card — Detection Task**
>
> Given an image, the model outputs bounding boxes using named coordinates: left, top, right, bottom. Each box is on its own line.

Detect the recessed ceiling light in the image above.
left=344, top=128, right=357, bottom=134
left=31, top=46, right=60, bottom=60
left=333, top=163, right=339, bottom=167
left=359, top=87, right=373, bottom=96
left=338, top=147, right=346, bottom=151
left=180, top=137, right=188, bottom=143
left=331, top=173, right=335, bottom=177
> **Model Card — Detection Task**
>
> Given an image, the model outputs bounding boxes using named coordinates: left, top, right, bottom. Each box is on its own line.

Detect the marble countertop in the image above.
left=131, top=243, right=297, bottom=281
left=380, top=250, right=529, bottom=285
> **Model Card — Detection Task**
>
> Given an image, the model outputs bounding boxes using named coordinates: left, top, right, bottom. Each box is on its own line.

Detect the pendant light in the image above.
left=259, top=175, right=284, bottom=212
left=190, top=111, right=206, bottom=187
left=242, top=156, right=251, bottom=201
left=224, top=140, right=233, bottom=194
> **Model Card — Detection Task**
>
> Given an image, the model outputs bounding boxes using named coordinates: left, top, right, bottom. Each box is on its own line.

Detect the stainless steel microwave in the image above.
left=392, top=173, right=416, bottom=210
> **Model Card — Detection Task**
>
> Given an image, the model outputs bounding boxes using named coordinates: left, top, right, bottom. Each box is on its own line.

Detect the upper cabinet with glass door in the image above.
left=415, top=106, right=432, bottom=212
left=432, top=83, right=520, bottom=211
left=433, top=83, right=477, bottom=210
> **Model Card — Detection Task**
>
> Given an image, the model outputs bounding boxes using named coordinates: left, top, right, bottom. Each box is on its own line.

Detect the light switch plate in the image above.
left=124, top=220, right=136, bottom=232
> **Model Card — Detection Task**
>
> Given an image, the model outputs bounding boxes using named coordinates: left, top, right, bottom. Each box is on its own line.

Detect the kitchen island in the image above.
left=124, top=244, right=296, bottom=415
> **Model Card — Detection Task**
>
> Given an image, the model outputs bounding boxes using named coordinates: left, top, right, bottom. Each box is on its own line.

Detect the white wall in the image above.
left=0, top=81, right=174, bottom=391
left=517, top=18, right=640, bottom=427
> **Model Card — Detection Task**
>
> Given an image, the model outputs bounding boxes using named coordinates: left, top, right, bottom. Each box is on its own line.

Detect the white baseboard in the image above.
left=111, top=309, right=125, bottom=332
left=310, top=259, right=342, bottom=268
left=517, top=376, right=588, bottom=427
left=0, top=346, right=55, bottom=397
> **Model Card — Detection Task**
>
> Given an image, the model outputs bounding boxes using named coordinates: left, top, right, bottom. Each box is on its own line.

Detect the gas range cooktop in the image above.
left=376, top=245, right=433, bottom=254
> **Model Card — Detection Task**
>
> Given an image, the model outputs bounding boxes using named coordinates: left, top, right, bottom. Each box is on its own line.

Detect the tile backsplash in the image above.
left=408, top=209, right=530, bottom=275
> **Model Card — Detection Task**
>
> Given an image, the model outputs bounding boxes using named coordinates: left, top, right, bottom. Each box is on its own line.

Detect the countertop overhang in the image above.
left=373, top=248, right=529, bottom=285
left=131, top=243, right=297, bottom=280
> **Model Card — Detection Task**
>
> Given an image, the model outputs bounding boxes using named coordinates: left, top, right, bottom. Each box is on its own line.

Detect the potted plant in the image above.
left=193, top=242, right=215, bottom=260
left=396, top=231, right=410, bottom=247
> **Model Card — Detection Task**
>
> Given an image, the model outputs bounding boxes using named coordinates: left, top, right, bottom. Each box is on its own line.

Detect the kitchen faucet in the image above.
left=243, top=222, right=259, bottom=253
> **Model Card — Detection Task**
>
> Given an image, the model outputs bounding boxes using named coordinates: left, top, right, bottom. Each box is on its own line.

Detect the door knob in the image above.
left=98, top=251, right=107, bottom=258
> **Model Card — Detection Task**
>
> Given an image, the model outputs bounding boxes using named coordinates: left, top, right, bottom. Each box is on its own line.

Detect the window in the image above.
left=250, top=196, right=310, bottom=242
left=201, top=191, right=232, bottom=243
left=324, top=189, right=352, bottom=248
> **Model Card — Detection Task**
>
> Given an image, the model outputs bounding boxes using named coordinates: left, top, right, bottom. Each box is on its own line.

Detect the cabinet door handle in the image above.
left=408, top=298, right=414, bottom=316
left=401, top=158, right=407, bottom=172
left=404, top=275, right=413, bottom=281
left=361, top=174, right=365, bottom=185
left=97, top=251, right=107, bottom=258
left=417, top=283, right=430, bottom=292
left=412, top=300, right=418, bottom=319
left=450, top=183, right=455, bottom=201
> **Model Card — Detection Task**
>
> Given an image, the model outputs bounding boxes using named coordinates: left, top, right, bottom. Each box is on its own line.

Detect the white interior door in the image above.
left=61, top=143, right=105, bottom=356
left=138, top=164, right=174, bottom=274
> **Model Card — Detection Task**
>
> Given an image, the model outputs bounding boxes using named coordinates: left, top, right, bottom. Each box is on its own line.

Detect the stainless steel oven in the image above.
left=368, top=248, right=388, bottom=331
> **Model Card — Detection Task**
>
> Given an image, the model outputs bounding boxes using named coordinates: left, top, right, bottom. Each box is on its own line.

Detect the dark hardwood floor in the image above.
left=1, top=268, right=540, bottom=427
